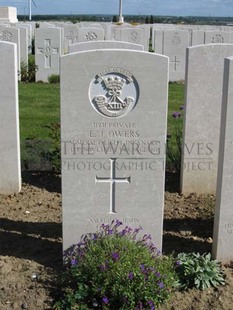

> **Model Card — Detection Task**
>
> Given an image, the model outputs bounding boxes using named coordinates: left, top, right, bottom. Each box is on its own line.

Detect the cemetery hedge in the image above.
left=1, top=82, right=232, bottom=309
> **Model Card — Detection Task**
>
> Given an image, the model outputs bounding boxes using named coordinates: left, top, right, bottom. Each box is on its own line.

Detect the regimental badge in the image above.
left=0, top=30, right=13, bottom=42
left=89, top=68, right=139, bottom=118
left=211, top=34, right=224, bottom=43
left=172, top=32, right=181, bottom=45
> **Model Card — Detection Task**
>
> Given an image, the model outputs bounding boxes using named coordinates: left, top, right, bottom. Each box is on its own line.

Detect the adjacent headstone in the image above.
left=18, top=26, right=28, bottom=63
left=205, top=31, right=230, bottom=44
left=212, top=56, right=233, bottom=262
left=64, top=25, right=79, bottom=54
left=153, top=29, right=163, bottom=54
left=115, top=27, right=149, bottom=51
left=0, top=42, right=21, bottom=194
left=191, top=30, right=205, bottom=46
left=0, top=7, right=18, bottom=23
left=0, top=27, right=20, bottom=78
left=163, top=30, right=189, bottom=81
left=77, top=27, right=105, bottom=42
left=18, top=23, right=33, bottom=54
left=35, top=27, right=62, bottom=82
left=69, top=40, right=144, bottom=53
left=61, top=49, right=169, bottom=251
left=181, top=44, right=233, bottom=194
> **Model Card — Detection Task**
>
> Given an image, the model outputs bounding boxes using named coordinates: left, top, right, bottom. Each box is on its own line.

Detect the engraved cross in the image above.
left=65, top=31, right=78, bottom=44
left=37, top=39, right=59, bottom=68
left=95, top=158, right=131, bottom=214
left=171, top=56, right=180, bottom=71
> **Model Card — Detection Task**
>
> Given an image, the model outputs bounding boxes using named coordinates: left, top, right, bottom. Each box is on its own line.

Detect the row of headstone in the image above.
left=153, top=29, right=233, bottom=81
left=60, top=42, right=233, bottom=263
left=4, top=21, right=233, bottom=83
left=177, top=43, right=233, bottom=261
left=0, top=36, right=232, bottom=262
left=34, top=26, right=148, bottom=82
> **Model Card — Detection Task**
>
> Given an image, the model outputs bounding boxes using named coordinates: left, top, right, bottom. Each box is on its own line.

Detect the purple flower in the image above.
left=128, top=272, right=134, bottom=280
left=136, top=301, right=143, bottom=309
left=92, top=234, right=98, bottom=240
left=158, top=281, right=164, bottom=289
left=102, top=296, right=109, bottom=304
left=155, top=272, right=161, bottom=278
left=112, top=252, right=120, bottom=261
left=71, top=258, right=77, bottom=266
left=172, top=111, right=181, bottom=118
left=179, top=105, right=184, bottom=110
left=77, top=242, right=85, bottom=247
left=99, top=264, right=106, bottom=271
left=147, top=300, right=155, bottom=310
left=176, top=260, right=181, bottom=266
left=115, top=219, right=123, bottom=227
left=140, top=264, right=145, bottom=271
left=134, top=227, right=142, bottom=234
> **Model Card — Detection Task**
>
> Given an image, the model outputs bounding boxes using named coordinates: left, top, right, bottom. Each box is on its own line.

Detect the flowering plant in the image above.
left=166, top=104, right=184, bottom=173
left=54, top=220, right=177, bottom=309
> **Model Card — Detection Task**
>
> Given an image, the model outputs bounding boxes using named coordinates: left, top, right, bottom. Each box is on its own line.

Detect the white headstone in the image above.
left=115, top=27, right=149, bottom=51
left=0, top=42, right=21, bottom=194
left=18, top=26, right=28, bottom=64
left=61, top=49, right=169, bottom=251
left=18, top=23, right=33, bottom=54
left=163, top=30, right=189, bottom=81
left=0, top=27, right=20, bottom=78
left=153, top=29, right=163, bottom=54
left=0, top=7, right=18, bottom=23
left=77, top=27, right=105, bottom=42
left=35, top=27, right=62, bottom=82
left=63, top=25, right=79, bottom=54
left=212, top=57, right=233, bottom=261
left=181, top=44, right=233, bottom=194
left=205, top=31, right=230, bottom=44
left=212, top=56, right=233, bottom=262
left=68, top=40, right=144, bottom=53
left=191, top=30, right=205, bottom=46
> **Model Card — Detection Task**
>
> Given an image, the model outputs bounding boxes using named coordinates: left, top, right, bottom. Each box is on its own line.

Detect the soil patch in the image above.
left=0, top=172, right=232, bottom=309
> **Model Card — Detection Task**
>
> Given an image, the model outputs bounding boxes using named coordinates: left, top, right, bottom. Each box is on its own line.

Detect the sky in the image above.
left=0, top=0, right=233, bottom=17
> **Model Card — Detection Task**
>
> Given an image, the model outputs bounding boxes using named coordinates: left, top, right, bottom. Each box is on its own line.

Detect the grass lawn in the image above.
left=19, top=82, right=185, bottom=141
left=19, top=82, right=185, bottom=171
left=19, top=82, right=60, bottom=140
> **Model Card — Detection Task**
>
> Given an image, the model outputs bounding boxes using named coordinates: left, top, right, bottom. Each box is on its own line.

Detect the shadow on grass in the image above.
left=22, top=171, right=61, bottom=193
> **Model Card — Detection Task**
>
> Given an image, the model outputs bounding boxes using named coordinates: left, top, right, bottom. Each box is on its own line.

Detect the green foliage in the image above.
left=112, top=15, right=117, bottom=23
left=48, top=74, right=60, bottom=83
left=20, top=55, right=37, bottom=82
left=19, top=83, right=60, bottom=140
left=166, top=82, right=185, bottom=173
left=54, top=220, right=177, bottom=309
left=166, top=108, right=183, bottom=173
left=44, top=122, right=61, bottom=173
left=175, top=252, right=225, bottom=291
left=150, top=15, right=154, bottom=24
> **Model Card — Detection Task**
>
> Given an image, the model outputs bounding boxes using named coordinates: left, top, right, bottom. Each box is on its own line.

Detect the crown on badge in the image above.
left=103, top=76, right=125, bottom=90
